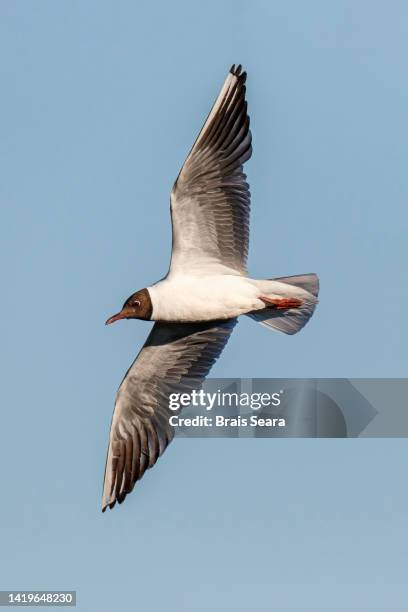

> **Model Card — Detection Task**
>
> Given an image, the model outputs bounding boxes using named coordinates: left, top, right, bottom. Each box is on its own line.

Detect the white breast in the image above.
left=148, top=275, right=263, bottom=322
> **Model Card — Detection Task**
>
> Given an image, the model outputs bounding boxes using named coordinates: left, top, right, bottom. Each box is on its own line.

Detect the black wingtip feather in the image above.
left=230, top=64, right=245, bottom=79
left=101, top=499, right=115, bottom=513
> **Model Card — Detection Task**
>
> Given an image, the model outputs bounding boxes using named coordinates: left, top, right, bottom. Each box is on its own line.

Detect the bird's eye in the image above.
left=133, top=300, right=140, bottom=307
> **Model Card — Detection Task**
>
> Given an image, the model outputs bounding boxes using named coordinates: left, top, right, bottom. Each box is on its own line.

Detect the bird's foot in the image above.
left=260, top=296, right=303, bottom=310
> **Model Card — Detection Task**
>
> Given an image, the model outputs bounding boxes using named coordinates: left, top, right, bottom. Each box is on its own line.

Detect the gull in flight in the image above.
left=103, top=64, right=319, bottom=511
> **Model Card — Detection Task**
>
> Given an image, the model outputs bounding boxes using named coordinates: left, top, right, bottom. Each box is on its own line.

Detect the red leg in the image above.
left=260, top=296, right=303, bottom=310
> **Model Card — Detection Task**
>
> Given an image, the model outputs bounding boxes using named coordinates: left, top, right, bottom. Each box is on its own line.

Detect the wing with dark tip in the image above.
left=102, top=318, right=237, bottom=511
left=169, top=64, right=252, bottom=277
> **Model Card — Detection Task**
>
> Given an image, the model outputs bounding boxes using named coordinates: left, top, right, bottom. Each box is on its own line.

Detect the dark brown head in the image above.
left=105, top=288, right=152, bottom=325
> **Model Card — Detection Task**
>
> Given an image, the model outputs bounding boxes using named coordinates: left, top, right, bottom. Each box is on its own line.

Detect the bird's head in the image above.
left=105, top=288, right=152, bottom=324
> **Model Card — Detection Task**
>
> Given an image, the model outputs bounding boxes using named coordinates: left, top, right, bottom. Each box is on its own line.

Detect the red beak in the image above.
left=106, top=306, right=137, bottom=325
left=105, top=311, right=126, bottom=325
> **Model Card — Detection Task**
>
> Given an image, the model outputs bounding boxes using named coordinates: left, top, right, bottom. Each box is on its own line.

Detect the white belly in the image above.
left=148, top=275, right=264, bottom=322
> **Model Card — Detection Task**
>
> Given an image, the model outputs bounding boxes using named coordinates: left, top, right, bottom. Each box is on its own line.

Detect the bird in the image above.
left=102, top=64, right=319, bottom=511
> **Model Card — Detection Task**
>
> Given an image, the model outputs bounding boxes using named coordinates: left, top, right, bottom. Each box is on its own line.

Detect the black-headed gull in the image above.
left=102, top=65, right=319, bottom=511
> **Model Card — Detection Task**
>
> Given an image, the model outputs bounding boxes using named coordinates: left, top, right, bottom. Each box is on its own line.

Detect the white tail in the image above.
left=247, top=273, right=319, bottom=335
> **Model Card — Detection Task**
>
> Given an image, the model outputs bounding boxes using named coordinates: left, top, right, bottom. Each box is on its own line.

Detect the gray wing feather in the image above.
left=102, top=318, right=237, bottom=511
left=169, top=65, right=252, bottom=276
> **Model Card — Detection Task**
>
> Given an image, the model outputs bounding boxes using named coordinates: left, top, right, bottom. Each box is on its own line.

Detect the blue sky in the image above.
left=1, top=1, right=408, bottom=610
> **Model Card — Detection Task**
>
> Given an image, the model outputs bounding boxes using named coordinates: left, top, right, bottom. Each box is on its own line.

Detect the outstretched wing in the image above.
left=169, top=64, right=252, bottom=277
left=102, top=319, right=237, bottom=511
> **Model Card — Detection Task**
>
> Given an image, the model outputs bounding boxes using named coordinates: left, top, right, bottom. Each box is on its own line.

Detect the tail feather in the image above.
left=247, top=273, right=319, bottom=335
left=273, top=273, right=319, bottom=297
